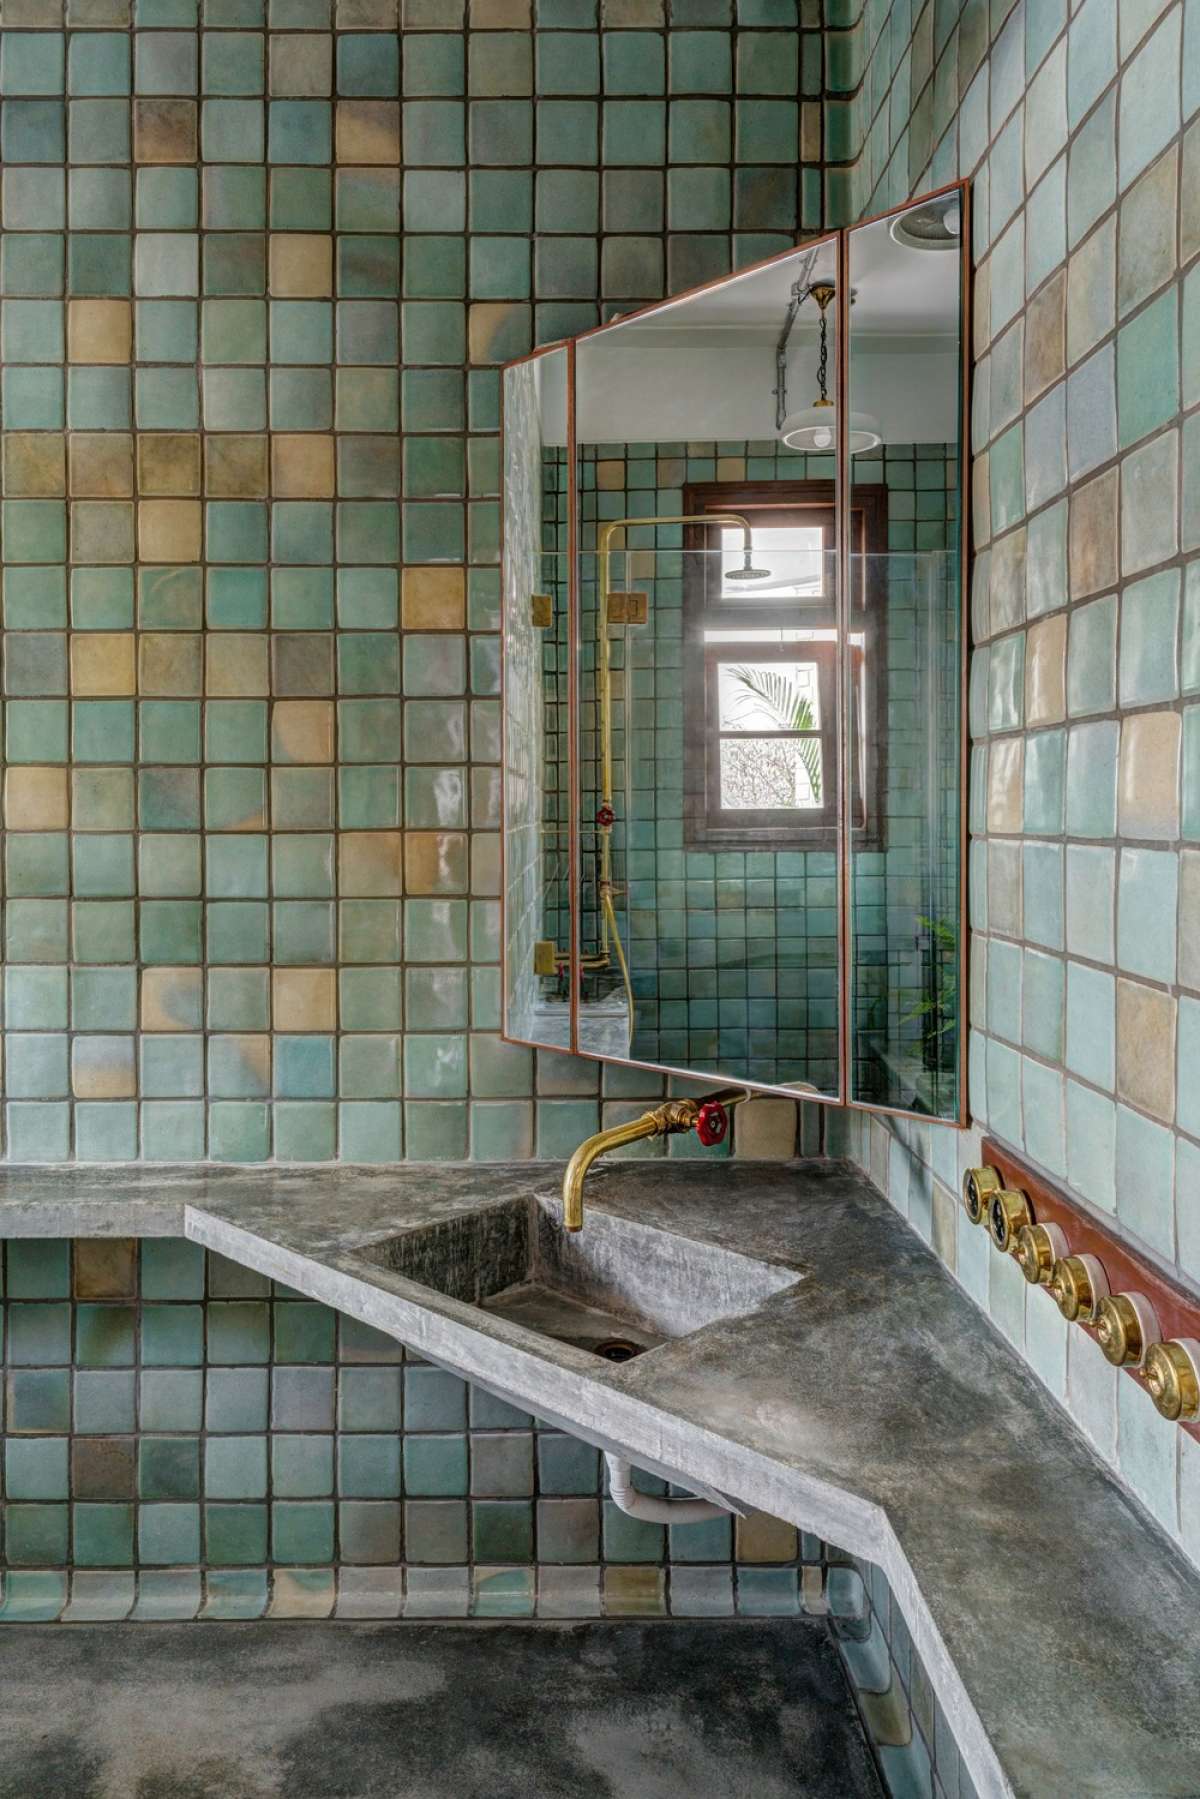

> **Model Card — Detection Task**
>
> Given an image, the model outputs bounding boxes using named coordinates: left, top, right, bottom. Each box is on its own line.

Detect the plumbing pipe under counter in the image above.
left=0, top=1157, right=1198, bottom=1799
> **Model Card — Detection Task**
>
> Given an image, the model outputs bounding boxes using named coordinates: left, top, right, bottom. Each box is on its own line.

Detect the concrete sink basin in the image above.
left=352, top=1193, right=804, bottom=1362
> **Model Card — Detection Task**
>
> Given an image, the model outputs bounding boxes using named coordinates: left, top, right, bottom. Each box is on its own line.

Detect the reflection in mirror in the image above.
left=573, top=239, right=842, bottom=1094
left=502, top=346, right=571, bottom=1053
left=846, top=190, right=966, bottom=1119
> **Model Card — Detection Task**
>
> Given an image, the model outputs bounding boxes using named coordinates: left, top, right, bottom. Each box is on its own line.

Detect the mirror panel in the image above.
left=845, top=191, right=967, bottom=1120
left=500, top=187, right=969, bottom=1122
left=573, top=240, right=841, bottom=1095
left=501, top=346, right=572, bottom=1054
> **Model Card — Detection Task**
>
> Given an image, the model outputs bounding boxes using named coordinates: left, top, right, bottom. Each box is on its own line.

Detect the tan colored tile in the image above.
left=137, top=433, right=200, bottom=497
left=67, top=299, right=132, bottom=364
left=335, top=100, right=400, bottom=164
left=732, top=1096, right=797, bottom=1159
left=715, top=456, right=746, bottom=483
left=341, top=830, right=404, bottom=896
left=987, top=737, right=1024, bottom=833
left=1117, top=979, right=1177, bottom=1122
left=734, top=1511, right=798, bottom=1563
left=971, top=450, right=991, bottom=550
left=269, top=234, right=333, bottom=298
left=1025, top=614, right=1066, bottom=726
left=470, top=0, right=530, bottom=19
left=1180, top=850, right=1200, bottom=992
left=402, top=566, right=465, bottom=630
left=269, top=34, right=332, bottom=97
left=1117, top=147, right=1178, bottom=318
left=602, top=1567, right=665, bottom=1616
left=988, top=525, right=1026, bottom=633
left=1119, top=712, right=1181, bottom=840
left=69, top=432, right=134, bottom=498
left=138, top=498, right=202, bottom=563
left=1069, top=469, right=1118, bottom=599
left=1024, top=269, right=1065, bottom=402
left=140, top=966, right=203, bottom=1033
left=404, top=830, right=466, bottom=896
left=469, top=301, right=528, bottom=364
left=1067, top=215, right=1116, bottom=365
left=272, top=434, right=335, bottom=498
left=1183, top=119, right=1200, bottom=269
left=272, top=966, right=337, bottom=1032
left=214, top=1034, right=271, bottom=1096
left=73, top=1239, right=137, bottom=1299
left=71, top=500, right=135, bottom=564
left=4, top=433, right=66, bottom=497
left=71, top=1037, right=136, bottom=1101
left=596, top=460, right=625, bottom=491
left=70, top=631, right=136, bottom=697
left=139, top=633, right=202, bottom=697
left=206, top=634, right=269, bottom=698
left=5, top=766, right=69, bottom=830
left=204, top=436, right=268, bottom=499
left=133, top=98, right=197, bottom=165
left=271, top=699, right=335, bottom=764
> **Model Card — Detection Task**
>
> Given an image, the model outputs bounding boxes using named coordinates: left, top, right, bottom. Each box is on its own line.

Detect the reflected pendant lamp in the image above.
left=778, top=284, right=882, bottom=456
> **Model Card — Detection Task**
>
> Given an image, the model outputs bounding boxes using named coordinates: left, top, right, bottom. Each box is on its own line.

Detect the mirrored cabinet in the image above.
left=501, top=185, right=969, bottom=1125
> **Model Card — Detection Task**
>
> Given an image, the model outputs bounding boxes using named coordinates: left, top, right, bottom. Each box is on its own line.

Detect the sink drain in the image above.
left=593, top=1338, right=645, bottom=1363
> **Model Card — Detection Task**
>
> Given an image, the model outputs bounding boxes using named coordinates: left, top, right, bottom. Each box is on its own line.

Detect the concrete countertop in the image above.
left=1, top=1157, right=1197, bottom=1799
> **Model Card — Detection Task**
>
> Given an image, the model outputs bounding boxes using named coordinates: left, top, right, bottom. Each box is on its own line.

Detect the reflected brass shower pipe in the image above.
left=592, top=513, right=758, bottom=1032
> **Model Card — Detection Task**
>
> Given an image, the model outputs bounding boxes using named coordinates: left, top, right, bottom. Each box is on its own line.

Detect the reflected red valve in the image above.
left=695, top=1101, right=728, bottom=1146
left=596, top=804, right=615, bottom=829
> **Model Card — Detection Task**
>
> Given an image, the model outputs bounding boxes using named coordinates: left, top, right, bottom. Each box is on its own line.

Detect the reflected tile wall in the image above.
left=823, top=0, right=1200, bottom=1578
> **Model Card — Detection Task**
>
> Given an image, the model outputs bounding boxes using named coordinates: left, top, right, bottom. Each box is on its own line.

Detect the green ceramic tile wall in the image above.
left=0, top=1236, right=820, bottom=1619
left=0, top=0, right=827, bottom=1166
left=828, top=0, right=1200, bottom=1575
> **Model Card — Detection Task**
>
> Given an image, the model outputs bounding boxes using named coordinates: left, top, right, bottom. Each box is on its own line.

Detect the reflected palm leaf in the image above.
left=725, top=664, right=823, bottom=801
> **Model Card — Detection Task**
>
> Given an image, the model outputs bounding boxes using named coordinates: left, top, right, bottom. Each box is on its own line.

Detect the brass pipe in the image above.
left=562, top=1088, right=751, bottom=1231
left=591, top=511, right=757, bottom=1017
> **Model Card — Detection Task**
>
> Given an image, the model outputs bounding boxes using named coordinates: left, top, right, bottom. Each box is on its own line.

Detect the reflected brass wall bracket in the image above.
left=606, top=591, right=648, bottom=626
left=967, top=1139, right=1200, bottom=1433
left=530, top=593, right=553, bottom=628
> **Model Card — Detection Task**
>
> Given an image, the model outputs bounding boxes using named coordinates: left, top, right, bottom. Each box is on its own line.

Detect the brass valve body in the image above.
left=1014, top=1221, right=1067, bottom=1286
left=1143, top=1340, right=1200, bottom=1422
left=1049, top=1254, right=1109, bottom=1324
left=1094, top=1293, right=1159, bottom=1368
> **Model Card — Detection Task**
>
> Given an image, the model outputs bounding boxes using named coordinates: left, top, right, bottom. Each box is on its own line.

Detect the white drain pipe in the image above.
left=604, top=1454, right=731, bottom=1526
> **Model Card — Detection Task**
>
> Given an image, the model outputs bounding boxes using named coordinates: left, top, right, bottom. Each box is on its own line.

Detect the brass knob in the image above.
left=1048, top=1254, right=1109, bottom=1323
left=1144, top=1340, right=1200, bottom=1422
left=962, top=1165, right=1002, bottom=1225
left=1094, top=1293, right=1159, bottom=1368
left=987, top=1188, right=1031, bottom=1254
left=1014, top=1221, right=1067, bottom=1286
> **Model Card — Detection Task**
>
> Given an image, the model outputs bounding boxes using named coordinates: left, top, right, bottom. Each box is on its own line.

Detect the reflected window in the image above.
left=682, top=482, right=887, bottom=851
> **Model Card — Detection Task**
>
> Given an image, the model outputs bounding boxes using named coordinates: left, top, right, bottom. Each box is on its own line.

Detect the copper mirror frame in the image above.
left=499, top=180, right=972, bottom=1127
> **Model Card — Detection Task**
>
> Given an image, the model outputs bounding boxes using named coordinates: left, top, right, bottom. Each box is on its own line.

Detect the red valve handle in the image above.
left=695, top=1101, right=728, bottom=1146
left=596, top=804, right=615, bottom=829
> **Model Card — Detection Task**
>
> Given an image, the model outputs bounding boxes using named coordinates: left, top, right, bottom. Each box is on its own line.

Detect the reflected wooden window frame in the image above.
left=681, top=481, right=888, bottom=853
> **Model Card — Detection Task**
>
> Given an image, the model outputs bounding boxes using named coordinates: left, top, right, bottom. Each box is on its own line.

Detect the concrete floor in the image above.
left=0, top=1618, right=882, bottom=1798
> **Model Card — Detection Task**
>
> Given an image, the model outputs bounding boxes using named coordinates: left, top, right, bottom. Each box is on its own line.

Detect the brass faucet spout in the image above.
left=561, top=1089, right=751, bottom=1231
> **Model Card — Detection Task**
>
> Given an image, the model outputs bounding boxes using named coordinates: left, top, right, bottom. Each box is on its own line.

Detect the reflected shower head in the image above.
left=726, top=549, right=773, bottom=582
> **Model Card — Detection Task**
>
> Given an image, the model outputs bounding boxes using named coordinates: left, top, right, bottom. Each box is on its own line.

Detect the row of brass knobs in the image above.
left=963, top=1168, right=1200, bottom=1425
